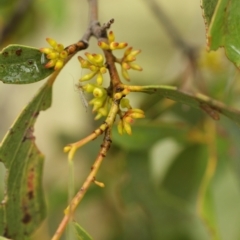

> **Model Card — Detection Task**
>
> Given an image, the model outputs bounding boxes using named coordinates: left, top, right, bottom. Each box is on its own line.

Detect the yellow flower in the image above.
left=117, top=108, right=145, bottom=135
left=40, top=38, right=68, bottom=70
left=98, top=31, right=128, bottom=50
left=78, top=53, right=107, bottom=85
left=120, top=47, right=142, bottom=81
left=82, top=84, right=110, bottom=120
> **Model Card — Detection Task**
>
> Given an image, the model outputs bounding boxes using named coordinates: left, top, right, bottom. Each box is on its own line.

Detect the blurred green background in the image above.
left=1, top=0, right=240, bottom=240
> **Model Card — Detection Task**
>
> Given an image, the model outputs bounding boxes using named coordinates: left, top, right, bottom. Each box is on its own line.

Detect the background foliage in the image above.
left=1, top=0, right=240, bottom=240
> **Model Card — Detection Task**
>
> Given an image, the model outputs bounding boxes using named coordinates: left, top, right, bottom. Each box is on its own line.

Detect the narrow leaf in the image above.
left=0, top=44, right=54, bottom=84
left=134, top=85, right=240, bottom=125
left=0, top=80, right=53, bottom=239
left=73, top=221, right=93, bottom=240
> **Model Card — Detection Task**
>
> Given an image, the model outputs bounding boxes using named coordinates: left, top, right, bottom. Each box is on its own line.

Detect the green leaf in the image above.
left=202, top=0, right=240, bottom=67
left=73, top=221, right=93, bottom=240
left=199, top=187, right=220, bottom=240
left=136, top=85, right=240, bottom=124
left=162, top=144, right=208, bottom=202
left=0, top=45, right=54, bottom=84
left=120, top=151, right=209, bottom=240
left=112, top=122, right=188, bottom=151
left=201, top=0, right=218, bottom=26
left=0, top=80, right=53, bottom=239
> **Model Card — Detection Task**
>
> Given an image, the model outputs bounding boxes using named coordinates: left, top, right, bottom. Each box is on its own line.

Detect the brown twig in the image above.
left=51, top=1, right=122, bottom=239
left=51, top=128, right=112, bottom=240
left=88, top=0, right=98, bottom=23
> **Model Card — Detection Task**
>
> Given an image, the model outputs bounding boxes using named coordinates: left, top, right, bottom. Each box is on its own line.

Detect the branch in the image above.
left=88, top=0, right=98, bottom=23
left=51, top=128, right=112, bottom=240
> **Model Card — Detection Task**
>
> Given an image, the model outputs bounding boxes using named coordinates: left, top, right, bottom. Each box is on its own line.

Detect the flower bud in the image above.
left=78, top=56, right=90, bottom=68
left=46, top=38, right=57, bottom=48
left=98, top=41, right=110, bottom=50
left=93, top=87, right=105, bottom=98
left=92, top=54, right=104, bottom=65
left=85, top=52, right=96, bottom=64
left=94, top=112, right=103, bottom=120
left=89, top=65, right=98, bottom=72
left=100, top=67, right=107, bottom=74
left=110, top=42, right=127, bottom=50
left=40, top=47, right=52, bottom=54
left=129, top=112, right=145, bottom=119
left=55, top=43, right=64, bottom=52
left=98, top=106, right=108, bottom=116
left=117, top=42, right=128, bottom=49
left=122, top=88, right=130, bottom=95
left=120, top=98, right=131, bottom=109
left=90, top=98, right=103, bottom=111
left=110, top=42, right=119, bottom=49
left=96, top=73, right=103, bottom=85
left=47, top=52, right=59, bottom=59
left=129, top=63, right=142, bottom=71
left=123, top=121, right=132, bottom=135
left=45, top=59, right=57, bottom=68
left=41, top=38, right=68, bottom=70
left=54, top=60, right=64, bottom=70
left=108, top=31, right=115, bottom=42
left=129, top=49, right=141, bottom=57
left=82, top=83, right=95, bottom=93
left=114, top=92, right=123, bottom=100
left=126, top=55, right=136, bottom=62
left=60, top=50, right=68, bottom=59
left=63, top=145, right=71, bottom=153
left=121, top=68, right=130, bottom=81
left=124, top=116, right=133, bottom=123
left=117, top=121, right=124, bottom=135
left=122, top=62, right=130, bottom=70
left=124, top=47, right=133, bottom=57
left=80, top=71, right=97, bottom=81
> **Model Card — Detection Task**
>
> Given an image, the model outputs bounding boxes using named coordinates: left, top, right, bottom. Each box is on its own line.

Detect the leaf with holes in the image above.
left=201, top=0, right=240, bottom=67
left=0, top=45, right=54, bottom=84
left=0, top=80, right=53, bottom=239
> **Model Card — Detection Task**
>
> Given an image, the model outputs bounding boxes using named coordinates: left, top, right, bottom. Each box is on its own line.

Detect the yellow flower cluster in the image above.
left=121, top=47, right=142, bottom=81
left=98, top=31, right=142, bottom=81
left=82, top=83, right=110, bottom=120
left=98, top=31, right=128, bottom=50
left=40, top=38, right=68, bottom=70
left=78, top=53, right=107, bottom=85
left=117, top=107, right=145, bottom=135
left=76, top=31, right=144, bottom=132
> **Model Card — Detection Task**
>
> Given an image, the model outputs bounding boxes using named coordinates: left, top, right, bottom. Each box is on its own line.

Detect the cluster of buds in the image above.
left=120, top=47, right=142, bottom=81
left=98, top=31, right=128, bottom=50
left=40, top=38, right=68, bottom=70
left=117, top=107, right=145, bottom=135
left=82, top=83, right=110, bottom=120
left=78, top=53, right=107, bottom=85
